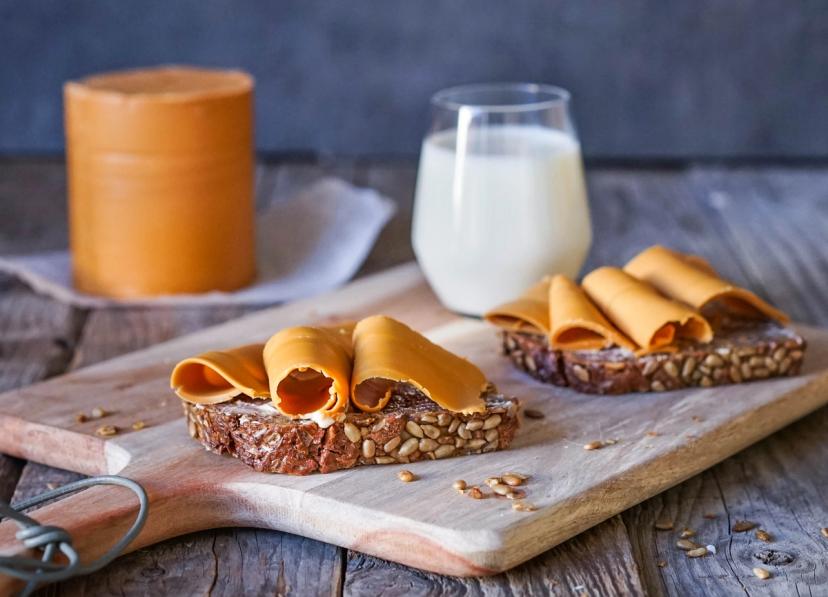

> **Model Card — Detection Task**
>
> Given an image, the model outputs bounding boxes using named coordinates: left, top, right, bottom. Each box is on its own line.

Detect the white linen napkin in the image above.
left=0, top=178, right=396, bottom=307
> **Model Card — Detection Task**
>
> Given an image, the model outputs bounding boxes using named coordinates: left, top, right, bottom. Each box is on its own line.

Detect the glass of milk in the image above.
left=412, top=83, right=592, bottom=316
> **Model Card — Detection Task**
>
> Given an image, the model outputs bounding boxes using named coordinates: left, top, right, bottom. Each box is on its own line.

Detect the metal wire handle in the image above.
left=0, top=475, right=148, bottom=596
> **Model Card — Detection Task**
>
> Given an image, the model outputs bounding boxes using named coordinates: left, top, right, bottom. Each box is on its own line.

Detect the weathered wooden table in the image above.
left=1, top=158, right=826, bottom=595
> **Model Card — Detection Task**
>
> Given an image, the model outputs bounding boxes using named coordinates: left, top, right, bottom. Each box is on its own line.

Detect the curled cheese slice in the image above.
left=549, top=275, right=635, bottom=351
left=263, top=323, right=354, bottom=419
left=351, top=315, right=487, bottom=414
left=483, top=278, right=551, bottom=334
left=624, top=245, right=789, bottom=323
left=170, top=343, right=269, bottom=404
left=582, top=267, right=713, bottom=352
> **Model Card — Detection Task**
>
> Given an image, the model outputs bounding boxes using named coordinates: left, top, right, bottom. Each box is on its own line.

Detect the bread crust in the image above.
left=184, top=384, right=520, bottom=475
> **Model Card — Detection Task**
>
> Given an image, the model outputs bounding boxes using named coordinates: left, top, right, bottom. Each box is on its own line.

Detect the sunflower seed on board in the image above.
left=524, top=409, right=545, bottom=419
left=468, top=487, right=484, bottom=499
left=397, top=470, right=416, bottom=482
left=755, top=529, right=773, bottom=542
left=453, top=479, right=467, bottom=491
left=583, top=441, right=604, bottom=451
left=676, top=539, right=700, bottom=551
left=512, top=501, right=537, bottom=512
left=654, top=519, right=674, bottom=531
left=686, top=547, right=708, bottom=558
left=753, top=567, right=771, bottom=580
left=732, top=520, right=757, bottom=532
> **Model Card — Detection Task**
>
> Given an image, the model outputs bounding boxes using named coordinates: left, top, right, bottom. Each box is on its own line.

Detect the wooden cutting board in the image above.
left=1, top=262, right=828, bottom=582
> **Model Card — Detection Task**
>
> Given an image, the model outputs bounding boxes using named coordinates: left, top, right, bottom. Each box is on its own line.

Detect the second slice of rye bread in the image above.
left=503, top=318, right=806, bottom=394
left=185, top=384, right=520, bottom=475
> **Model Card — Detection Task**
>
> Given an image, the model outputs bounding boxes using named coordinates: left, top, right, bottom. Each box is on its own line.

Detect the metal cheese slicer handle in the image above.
left=0, top=475, right=148, bottom=596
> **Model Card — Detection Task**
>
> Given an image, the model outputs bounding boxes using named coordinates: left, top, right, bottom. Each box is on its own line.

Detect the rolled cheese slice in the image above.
left=351, top=315, right=487, bottom=414
left=483, top=278, right=551, bottom=335
left=582, top=267, right=713, bottom=352
left=263, top=324, right=354, bottom=418
left=549, top=275, right=635, bottom=351
left=170, top=343, right=269, bottom=404
left=624, top=245, right=789, bottom=323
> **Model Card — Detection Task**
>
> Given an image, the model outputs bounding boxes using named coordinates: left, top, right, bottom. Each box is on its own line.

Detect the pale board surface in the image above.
left=1, top=263, right=827, bottom=584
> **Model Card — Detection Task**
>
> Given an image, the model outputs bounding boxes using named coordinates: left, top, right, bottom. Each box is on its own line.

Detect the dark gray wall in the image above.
left=2, top=1, right=827, bottom=158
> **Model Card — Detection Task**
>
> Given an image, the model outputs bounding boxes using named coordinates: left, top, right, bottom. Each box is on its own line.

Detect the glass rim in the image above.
left=431, top=83, right=571, bottom=113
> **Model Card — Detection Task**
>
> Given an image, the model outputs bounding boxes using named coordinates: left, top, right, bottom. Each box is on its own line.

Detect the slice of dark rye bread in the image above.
left=503, top=318, right=806, bottom=394
left=183, top=384, right=520, bottom=475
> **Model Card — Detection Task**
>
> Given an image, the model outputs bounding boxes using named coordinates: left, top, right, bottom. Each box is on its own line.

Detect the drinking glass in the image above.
left=412, top=83, right=592, bottom=316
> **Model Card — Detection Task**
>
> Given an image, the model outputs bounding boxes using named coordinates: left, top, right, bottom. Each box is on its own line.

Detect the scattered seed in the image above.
left=655, top=519, right=674, bottom=531
left=484, top=477, right=501, bottom=487
left=503, top=471, right=529, bottom=481
left=820, top=528, right=828, bottom=539
left=676, top=539, right=700, bottom=551
left=468, top=487, right=484, bottom=499
left=755, top=529, right=772, bottom=542
left=603, top=438, right=618, bottom=445
left=74, top=413, right=88, bottom=423
left=657, top=560, right=667, bottom=568
left=680, top=528, right=696, bottom=539
left=491, top=483, right=512, bottom=496
left=453, top=480, right=467, bottom=491
left=524, top=409, right=545, bottom=419
left=91, top=407, right=107, bottom=419
left=46, top=482, right=57, bottom=491
left=501, top=474, right=524, bottom=487
left=512, top=501, right=537, bottom=512
left=397, top=470, right=416, bottom=483
left=131, top=420, right=146, bottom=431
left=95, top=425, right=118, bottom=437
left=733, top=520, right=758, bottom=533
left=584, top=441, right=603, bottom=451
left=753, top=567, right=771, bottom=580
left=505, top=489, right=526, bottom=500
left=686, top=547, right=708, bottom=558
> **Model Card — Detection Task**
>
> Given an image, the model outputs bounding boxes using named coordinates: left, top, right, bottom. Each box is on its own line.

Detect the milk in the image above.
left=412, top=125, right=591, bottom=315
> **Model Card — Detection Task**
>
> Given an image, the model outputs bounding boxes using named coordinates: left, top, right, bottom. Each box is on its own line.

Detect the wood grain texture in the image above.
left=345, top=515, right=644, bottom=596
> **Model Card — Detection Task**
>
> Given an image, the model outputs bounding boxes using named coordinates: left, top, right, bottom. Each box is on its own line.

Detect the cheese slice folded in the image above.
left=170, top=343, right=269, bottom=404
left=263, top=323, right=354, bottom=418
left=549, top=275, right=636, bottom=351
left=582, top=267, right=713, bottom=352
left=624, top=245, right=789, bottom=323
left=483, top=278, right=551, bottom=334
left=351, top=315, right=487, bottom=414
